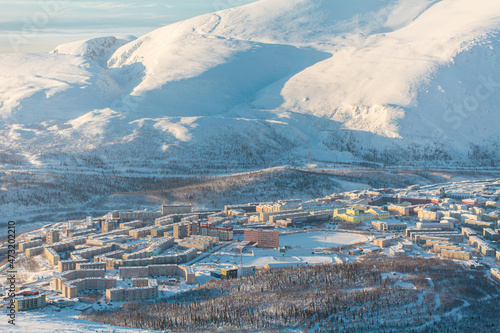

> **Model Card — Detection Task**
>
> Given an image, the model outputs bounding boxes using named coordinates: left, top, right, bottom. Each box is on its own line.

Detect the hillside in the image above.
left=1, top=0, right=500, bottom=172
left=1, top=0, right=500, bottom=219
left=82, top=257, right=500, bottom=332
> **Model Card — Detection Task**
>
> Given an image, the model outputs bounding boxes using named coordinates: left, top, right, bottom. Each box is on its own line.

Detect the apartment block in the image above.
left=119, top=211, right=161, bottom=221
left=468, top=236, right=496, bottom=256
left=416, top=221, right=454, bottom=231
left=178, top=239, right=207, bottom=251
left=237, top=266, right=256, bottom=278
left=96, top=249, right=197, bottom=269
left=200, top=224, right=233, bottom=241
left=492, top=268, right=500, bottom=283
left=106, top=279, right=158, bottom=302
left=43, top=247, right=60, bottom=265
left=433, top=243, right=463, bottom=252
left=119, top=220, right=144, bottom=229
left=57, top=259, right=88, bottom=272
left=62, top=277, right=116, bottom=298
left=102, top=221, right=117, bottom=233
left=173, top=224, right=189, bottom=239
left=162, top=204, right=192, bottom=215
left=464, top=219, right=495, bottom=231
left=118, top=264, right=195, bottom=283
left=129, top=225, right=157, bottom=239
left=75, top=262, right=107, bottom=270
left=371, top=221, right=407, bottom=231
left=25, top=246, right=44, bottom=257
left=46, top=230, right=60, bottom=244
left=155, top=216, right=175, bottom=226
left=441, top=249, right=471, bottom=261
left=418, top=210, right=443, bottom=220
left=53, top=269, right=106, bottom=290
left=19, top=239, right=43, bottom=252
left=14, top=294, right=46, bottom=312
left=71, top=244, right=114, bottom=259
left=244, top=229, right=279, bottom=248
left=461, top=227, right=477, bottom=239
left=483, top=228, right=500, bottom=241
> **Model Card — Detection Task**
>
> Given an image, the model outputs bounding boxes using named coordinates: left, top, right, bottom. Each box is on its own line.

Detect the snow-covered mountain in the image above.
left=1, top=0, right=500, bottom=172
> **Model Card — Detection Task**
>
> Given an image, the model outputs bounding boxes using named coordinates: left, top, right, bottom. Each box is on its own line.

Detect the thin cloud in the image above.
left=0, top=0, right=259, bottom=53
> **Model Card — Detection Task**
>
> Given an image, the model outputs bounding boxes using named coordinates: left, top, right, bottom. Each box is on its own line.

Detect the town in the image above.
left=2, top=177, right=500, bottom=317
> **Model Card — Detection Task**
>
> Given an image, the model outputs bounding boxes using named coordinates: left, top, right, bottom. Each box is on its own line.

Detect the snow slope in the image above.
left=0, top=53, right=122, bottom=123
left=1, top=0, right=500, bottom=171
left=52, top=36, right=136, bottom=67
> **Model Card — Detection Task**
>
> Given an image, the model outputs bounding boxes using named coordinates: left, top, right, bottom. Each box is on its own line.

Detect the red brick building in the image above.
left=244, top=229, right=279, bottom=248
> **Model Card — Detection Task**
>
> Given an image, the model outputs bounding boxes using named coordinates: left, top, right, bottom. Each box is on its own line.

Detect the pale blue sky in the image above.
left=0, top=0, right=259, bottom=53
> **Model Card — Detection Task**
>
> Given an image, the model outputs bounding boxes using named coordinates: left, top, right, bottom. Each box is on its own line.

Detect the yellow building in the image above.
left=335, top=213, right=366, bottom=223
left=346, top=208, right=360, bottom=215
left=336, top=207, right=390, bottom=223
left=366, top=208, right=390, bottom=219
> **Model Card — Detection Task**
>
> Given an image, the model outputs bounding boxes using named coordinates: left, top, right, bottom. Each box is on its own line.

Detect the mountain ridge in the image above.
left=1, top=0, right=500, bottom=171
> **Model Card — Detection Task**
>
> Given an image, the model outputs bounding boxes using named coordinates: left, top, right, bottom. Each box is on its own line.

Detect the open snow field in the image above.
left=280, top=231, right=370, bottom=249
left=13, top=309, right=157, bottom=333
left=192, top=231, right=371, bottom=283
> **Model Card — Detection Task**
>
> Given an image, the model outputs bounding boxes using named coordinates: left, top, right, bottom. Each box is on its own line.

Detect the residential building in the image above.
left=416, top=221, right=454, bottom=231
left=14, top=294, right=46, bottom=312
left=492, top=268, right=500, bottom=283
left=441, top=249, right=471, bottom=261
left=19, top=239, right=43, bottom=252
left=371, top=221, right=407, bottom=231
left=244, top=229, right=279, bottom=248
left=162, top=204, right=192, bottom=215
left=483, top=228, right=500, bottom=241
left=46, top=230, right=60, bottom=244
left=102, top=221, right=117, bottom=233
left=464, top=219, right=495, bottom=231
left=200, top=224, right=233, bottom=241
left=106, top=279, right=158, bottom=302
